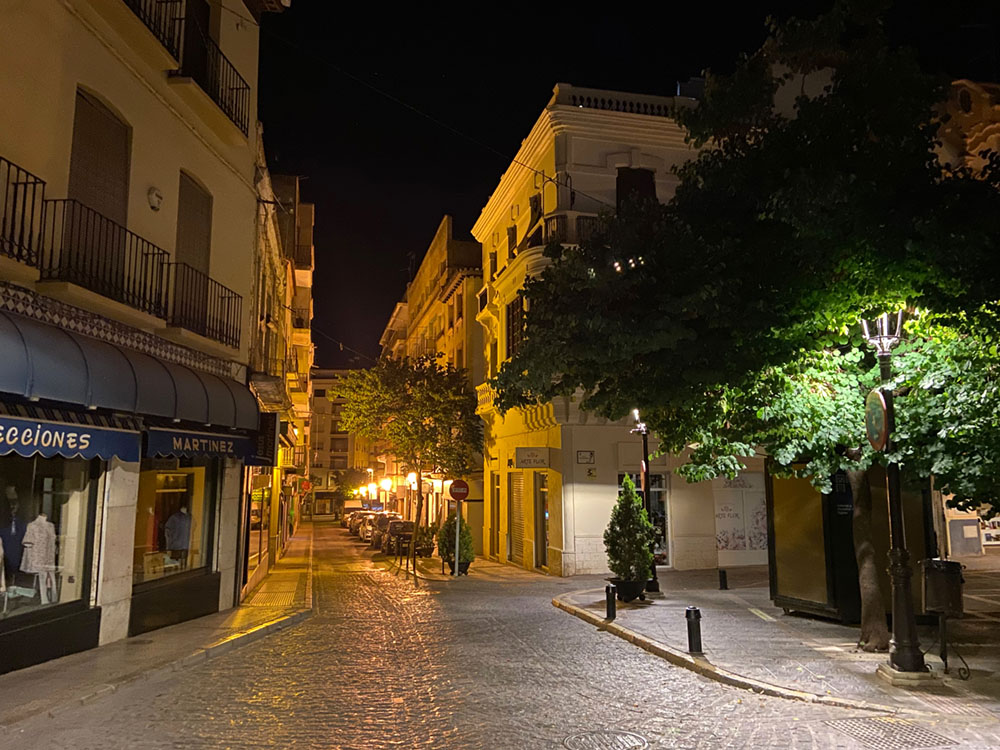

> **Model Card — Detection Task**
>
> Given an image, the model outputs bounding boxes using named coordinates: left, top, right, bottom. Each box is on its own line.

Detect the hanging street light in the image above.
left=861, top=311, right=926, bottom=674
left=631, top=408, right=659, bottom=593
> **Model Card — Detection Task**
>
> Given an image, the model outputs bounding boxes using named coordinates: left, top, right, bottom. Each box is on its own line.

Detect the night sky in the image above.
left=257, top=2, right=998, bottom=368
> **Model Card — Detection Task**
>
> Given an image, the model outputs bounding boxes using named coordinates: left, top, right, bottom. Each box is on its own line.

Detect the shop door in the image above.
left=534, top=472, right=548, bottom=568
left=508, top=473, right=523, bottom=565
left=490, top=473, right=500, bottom=558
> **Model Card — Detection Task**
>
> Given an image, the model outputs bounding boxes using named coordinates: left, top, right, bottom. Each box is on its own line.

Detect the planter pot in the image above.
left=416, top=545, right=434, bottom=558
left=609, top=578, right=646, bottom=603
left=445, top=559, right=472, bottom=576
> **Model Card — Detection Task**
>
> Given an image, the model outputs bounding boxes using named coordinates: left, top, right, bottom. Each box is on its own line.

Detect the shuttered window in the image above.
left=176, top=172, right=212, bottom=274
left=509, top=472, right=524, bottom=565
left=68, top=90, right=130, bottom=224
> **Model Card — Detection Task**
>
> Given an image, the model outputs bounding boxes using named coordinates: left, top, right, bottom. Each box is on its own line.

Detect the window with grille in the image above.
left=506, top=296, right=525, bottom=359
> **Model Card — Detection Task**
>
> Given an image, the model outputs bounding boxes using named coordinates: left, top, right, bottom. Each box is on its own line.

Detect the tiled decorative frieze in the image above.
left=0, top=281, right=240, bottom=380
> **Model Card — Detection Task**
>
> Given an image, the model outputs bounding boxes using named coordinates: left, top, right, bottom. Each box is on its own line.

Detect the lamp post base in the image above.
left=875, top=663, right=935, bottom=687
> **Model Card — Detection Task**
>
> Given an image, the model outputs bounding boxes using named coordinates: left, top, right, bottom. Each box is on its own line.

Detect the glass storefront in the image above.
left=0, top=455, right=99, bottom=620
left=133, top=457, right=218, bottom=585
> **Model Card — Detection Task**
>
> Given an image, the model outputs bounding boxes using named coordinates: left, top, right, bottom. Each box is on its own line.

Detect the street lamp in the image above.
left=631, top=408, right=659, bottom=593
left=861, top=311, right=926, bottom=674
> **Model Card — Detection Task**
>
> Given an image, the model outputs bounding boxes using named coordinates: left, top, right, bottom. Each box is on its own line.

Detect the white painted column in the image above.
left=217, top=458, right=243, bottom=611
left=97, top=457, right=140, bottom=645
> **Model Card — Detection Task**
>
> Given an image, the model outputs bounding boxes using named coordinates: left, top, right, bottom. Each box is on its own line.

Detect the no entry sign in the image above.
left=449, top=479, right=469, bottom=500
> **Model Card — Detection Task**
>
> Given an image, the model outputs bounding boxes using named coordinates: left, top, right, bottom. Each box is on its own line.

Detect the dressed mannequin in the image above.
left=164, top=506, right=191, bottom=567
left=0, top=487, right=26, bottom=578
left=21, top=513, right=57, bottom=604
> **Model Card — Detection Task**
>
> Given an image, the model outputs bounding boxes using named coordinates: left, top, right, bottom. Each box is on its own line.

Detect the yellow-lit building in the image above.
left=377, top=216, right=484, bottom=548
left=0, top=0, right=285, bottom=672
left=474, top=84, right=771, bottom=576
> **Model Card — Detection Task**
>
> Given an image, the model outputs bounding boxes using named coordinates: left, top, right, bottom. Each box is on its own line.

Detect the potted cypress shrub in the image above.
left=436, top=512, right=475, bottom=575
left=413, top=526, right=436, bottom=557
left=604, top=475, right=655, bottom=602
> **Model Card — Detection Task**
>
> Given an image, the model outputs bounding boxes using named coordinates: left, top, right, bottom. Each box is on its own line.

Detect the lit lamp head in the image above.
left=631, top=408, right=647, bottom=436
left=379, top=479, right=392, bottom=492
left=367, top=482, right=377, bottom=498
left=861, top=311, right=905, bottom=356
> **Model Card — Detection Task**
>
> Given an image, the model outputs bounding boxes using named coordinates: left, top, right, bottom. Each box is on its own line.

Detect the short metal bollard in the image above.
left=685, top=606, right=703, bottom=655
left=606, top=584, right=617, bottom=621
left=718, top=569, right=728, bottom=590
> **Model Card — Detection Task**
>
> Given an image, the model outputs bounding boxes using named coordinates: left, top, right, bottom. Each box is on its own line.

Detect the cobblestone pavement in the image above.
left=7, top=522, right=1000, bottom=749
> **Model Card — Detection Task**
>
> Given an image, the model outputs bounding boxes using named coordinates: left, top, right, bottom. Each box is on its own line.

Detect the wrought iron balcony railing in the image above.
left=174, top=16, right=250, bottom=135
left=41, top=199, right=169, bottom=317
left=123, top=0, right=184, bottom=59
left=1, top=156, right=46, bottom=266
left=291, top=307, right=310, bottom=329
left=167, top=262, right=242, bottom=348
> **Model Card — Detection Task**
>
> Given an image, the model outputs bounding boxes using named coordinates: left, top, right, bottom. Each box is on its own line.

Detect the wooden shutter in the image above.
left=68, top=90, right=130, bottom=224
left=176, top=172, right=212, bottom=273
left=509, top=472, right=524, bottom=565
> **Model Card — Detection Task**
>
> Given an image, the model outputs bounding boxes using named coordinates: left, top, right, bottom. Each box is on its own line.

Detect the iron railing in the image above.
left=294, top=243, right=313, bottom=269
left=41, top=199, right=169, bottom=317
left=576, top=215, right=601, bottom=243
left=123, top=0, right=184, bottom=59
left=1, top=156, right=45, bottom=266
left=174, top=15, right=250, bottom=135
left=167, top=262, right=242, bottom=348
left=291, top=307, right=310, bottom=329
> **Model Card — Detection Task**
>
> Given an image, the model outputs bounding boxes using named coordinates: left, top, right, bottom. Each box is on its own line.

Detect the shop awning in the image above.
left=0, top=311, right=258, bottom=430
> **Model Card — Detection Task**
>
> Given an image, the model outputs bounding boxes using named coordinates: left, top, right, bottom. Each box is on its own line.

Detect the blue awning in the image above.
left=0, top=414, right=139, bottom=461
left=0, top=311, right=258, bottom=430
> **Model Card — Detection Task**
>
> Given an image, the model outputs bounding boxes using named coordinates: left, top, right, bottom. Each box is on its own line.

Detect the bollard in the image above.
left=606, top=583, right=617, bottom=621
left=718, top=569, right=728, bottom=590
left=685, top=606, right=703, bottom=655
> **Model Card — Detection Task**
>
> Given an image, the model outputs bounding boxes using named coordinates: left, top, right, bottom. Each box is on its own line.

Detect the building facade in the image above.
left=474, top=84, right=768, bottom=576
left=0, top=0, right=282, bottom=673
left=376, top=217, right=485, bottom=547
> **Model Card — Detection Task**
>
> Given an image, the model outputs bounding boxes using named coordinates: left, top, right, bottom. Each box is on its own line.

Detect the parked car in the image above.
left=371, top=512, right=402, bottom=549
left=382, top=519, right=415, bottom=555
left=351, top=512, right=375, bottom=536
left=359, top=515, right=377, bottom=542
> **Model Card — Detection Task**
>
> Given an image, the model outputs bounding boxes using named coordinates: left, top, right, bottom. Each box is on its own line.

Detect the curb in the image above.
left=552, top=593, right=934, bottom=717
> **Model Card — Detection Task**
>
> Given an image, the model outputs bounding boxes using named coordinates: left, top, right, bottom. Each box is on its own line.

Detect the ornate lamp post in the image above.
left=861, top=312, right=926, bottom=674
left=631, top=409, right=659, bottom=593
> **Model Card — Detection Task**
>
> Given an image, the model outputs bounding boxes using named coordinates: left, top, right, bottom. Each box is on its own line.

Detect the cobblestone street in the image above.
left=6, top=520, right=999, bottom=749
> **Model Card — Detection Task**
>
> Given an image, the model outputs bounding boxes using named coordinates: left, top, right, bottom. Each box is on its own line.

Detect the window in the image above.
left=529, top=193, right=542, bottom=226
left=133, top=457, right=218, bottom=585
left=456, top=346, right=464, bottom=369
left=455, top=292, right=463, bottom=321
left=618, top=472, right=668, bottom=554
left=506, top=296, right=525, bottom=359
left=331, top=438, right=348, bottom=452
left=314, top=389, right=326, bottom=398
left=616, top=167, right=656, bottom=211
left=68, top=90, right=131, bottom=225
left=507, top=225, right=517, bottom=259
left=490, top=340, right=498, bottom=378
left=489, top=251, right=497, bottom=279
left=0, top=455, right=99, bottom=621
left=176, top=172, right=213, bottom=274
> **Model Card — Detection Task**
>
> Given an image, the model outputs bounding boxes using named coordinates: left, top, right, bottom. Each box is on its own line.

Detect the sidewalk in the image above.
left=0, top=522, right=315, bottom=735
left=555, top=562, right=1000, bottom=719
left=378, top=547, right=552, bottom=584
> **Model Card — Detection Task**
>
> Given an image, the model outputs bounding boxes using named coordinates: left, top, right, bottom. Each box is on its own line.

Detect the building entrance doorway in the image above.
left=534, top=472, right=548, bottom=568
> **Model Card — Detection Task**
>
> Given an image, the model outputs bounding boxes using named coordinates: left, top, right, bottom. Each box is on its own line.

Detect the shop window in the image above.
left=0, top=455, right=99, bottom=621
left=247, top=481, right=271, bottom=575
left=133, top=457, right=218, bottom=585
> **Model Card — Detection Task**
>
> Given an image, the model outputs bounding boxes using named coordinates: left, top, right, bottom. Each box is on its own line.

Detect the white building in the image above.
left=474, top=84, right=769, bottom=576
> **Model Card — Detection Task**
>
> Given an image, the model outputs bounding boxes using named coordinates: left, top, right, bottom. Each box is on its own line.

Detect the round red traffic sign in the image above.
left=449, top=479, right=469, bottom=500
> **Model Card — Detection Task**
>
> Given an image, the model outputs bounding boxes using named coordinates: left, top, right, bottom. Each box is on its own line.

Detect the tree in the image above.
left=604, top=476, right=656, bottom=583
left=494, top=2, right=1000, bottom=650
left=337, top=355, right=482, bottom=557
left=329, top=468, right=368, bottom=517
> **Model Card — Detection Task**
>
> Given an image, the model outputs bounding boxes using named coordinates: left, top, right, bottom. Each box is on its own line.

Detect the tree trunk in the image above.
left=847, top=469, right=890, bottom=651
left=412, top=467, right=424, bottom=568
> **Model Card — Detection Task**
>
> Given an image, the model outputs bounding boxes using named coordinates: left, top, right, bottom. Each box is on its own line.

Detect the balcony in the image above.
left=1, top=156, right=45, bottom=268
left=123, top=0, right=183, bottom=59
left=476, top=383, right=495, bottom=414
left=166, top=262, right=242, bottom=348
left=170, top=14, right=250, bottom=136
left=40, top=199, right=169, bottom=319
left=291, top=307, right=310, bottom=329
left=294, top=243, right=313, bottom=270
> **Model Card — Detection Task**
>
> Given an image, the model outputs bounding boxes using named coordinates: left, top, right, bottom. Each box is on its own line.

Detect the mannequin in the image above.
left=0, top=486, right=26, bottom=577
left=164, top=506, right=191, bottom=567
left=21, top=512, right=57, bottom=604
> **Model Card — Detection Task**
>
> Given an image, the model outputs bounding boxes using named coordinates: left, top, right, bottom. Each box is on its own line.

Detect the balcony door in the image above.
left=174, top=172, right=212, bottom=334
left=66, top=90, right=131, bottom=293
left=182, top=0, right=212, bottom=93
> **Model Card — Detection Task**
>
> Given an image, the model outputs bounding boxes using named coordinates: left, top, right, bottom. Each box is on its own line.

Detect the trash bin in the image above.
left=922, top=558, right=963, bottom=617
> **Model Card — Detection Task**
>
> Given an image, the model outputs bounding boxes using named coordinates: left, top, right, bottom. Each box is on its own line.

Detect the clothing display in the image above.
left=20, top=514, right=56, bottom=574
left=0, top=515, right=25, bottom=572
left=164, top=509, right=192, bottom=552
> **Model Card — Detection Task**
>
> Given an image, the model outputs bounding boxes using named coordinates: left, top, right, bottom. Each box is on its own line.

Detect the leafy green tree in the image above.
left=337, top=356, right=482, bottom=558
left=494, top=2, right=1000, bottom=649
left=329, top=468, right=368, bottom=517
left=604, top=476, right=655, bottom=582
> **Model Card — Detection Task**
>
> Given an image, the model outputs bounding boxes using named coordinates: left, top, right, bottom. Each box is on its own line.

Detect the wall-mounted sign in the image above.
left=576, top=450, right=595, bottom=464
left=146, top=427, right=254, bottom=460
left=250, top=412, right=280, bottom=466
left=515, top=447, right=551, bottom=468
left=0, top=415, right=139, bottom=461
left=865, top=389, right=888, bottom=451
